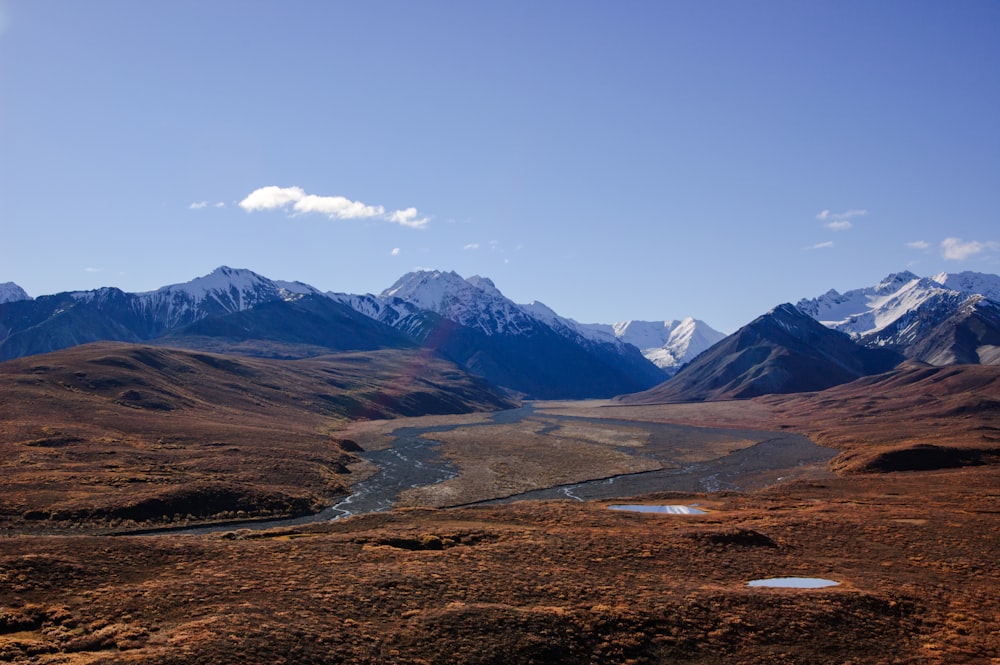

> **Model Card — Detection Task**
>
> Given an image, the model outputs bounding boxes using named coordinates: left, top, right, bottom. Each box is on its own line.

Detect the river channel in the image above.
left=166, top=403, right=835, bottom=535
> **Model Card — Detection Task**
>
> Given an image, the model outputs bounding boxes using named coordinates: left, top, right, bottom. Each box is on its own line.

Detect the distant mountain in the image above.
left=128, top=265, right=322, bottom=330
left=797, top=270, right=1000, bottom=365
left=0, top=282, right=30, bottom=304
left=575, top=317, right=724, bottom=372
left=0, top=267, right=322, bottom=361
left=341, top=270, right=669, bottom=399
left=621, top=304, right=903, bottom=403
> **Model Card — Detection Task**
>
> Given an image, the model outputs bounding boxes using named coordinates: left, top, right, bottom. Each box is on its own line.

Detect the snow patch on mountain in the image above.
left=0, top=282, right=30, bottom=304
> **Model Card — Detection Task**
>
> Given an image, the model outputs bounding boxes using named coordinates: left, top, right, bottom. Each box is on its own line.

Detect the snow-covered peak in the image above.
left=798, top=269, right=1000, bottom=340
left=550, top=315, right=724, bottom=371
left=465, top=275, right=503, bottom=298
left=129, top=266, right=323, bottom=329
left=930, top=271, right=1000, bottom=302
left=0, top=282, right=30, bottom=304
left=876, top=271, right=920, bottom=294
left=382, top=270, right=537, bottom=336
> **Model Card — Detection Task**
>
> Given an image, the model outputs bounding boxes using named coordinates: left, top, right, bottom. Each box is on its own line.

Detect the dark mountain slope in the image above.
left=159, top=294, right=415, bottom=358
left=882, top=296, right=1000, bottom=365
left=621, top=304, right=903, bottom=402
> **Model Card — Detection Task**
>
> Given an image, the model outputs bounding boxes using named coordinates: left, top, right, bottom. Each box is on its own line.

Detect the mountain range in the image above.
left=0, top=267, right=701, bottom=399
left=796, top=270, right=1000, bottom=365
left=3, top=267, right=1000, bottom=401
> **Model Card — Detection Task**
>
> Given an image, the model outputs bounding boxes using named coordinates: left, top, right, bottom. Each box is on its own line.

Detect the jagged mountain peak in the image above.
left=0, top=282, right=30, bottom=304
left=381, top=269, right=536, bottom=336
left=876, top=270, right=920, bottom=293
left=147, top=265, right=316, bottom=300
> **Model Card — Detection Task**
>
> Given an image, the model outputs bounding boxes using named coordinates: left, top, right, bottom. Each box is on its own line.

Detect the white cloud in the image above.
left=941, top=237, right=999, bottom=261
left=825, top=220, right=853, bottom=231
left=463, top=243, right=480, bottom=250
left=239, top=185, right=428, bottom=228
left=391, top=247, right=400, bottom=256
left=816, top=208, right=867, bottom=221
left=84, top=267, right=103, bottom=273
left=806, top=241, right=835, bottom=250
left=239, top=186, right=306, bottom=211
left=293, top=194, right=384, bottom=219
left=214, top=202, right=225, bottom=208
left=386, top=207, right=429, bottom=229
left=906, top=240, right=930, bottom=250
left=189, top=201, right=209, bottom=209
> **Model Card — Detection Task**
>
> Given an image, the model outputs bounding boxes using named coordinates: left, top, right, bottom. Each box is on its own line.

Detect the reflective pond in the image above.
left=608, top=504, right=707, bottom=514
left=747, top=577, right=839, bottom=588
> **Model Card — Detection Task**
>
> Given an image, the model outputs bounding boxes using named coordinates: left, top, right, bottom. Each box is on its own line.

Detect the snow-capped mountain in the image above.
left=346, top=270, right=669, bottom=397
left=930, top=271, right=1000, bottom=302
left=0, top=282, right=30, bottom=304
left=382, top=271, right=539, bottom=336
left=578, top=318, right=724, bottom=371
left=797, top=270, right=1000, bottom=365
left=125, top=266, right=321, bottom=330
left=0, top=267, right=323, bottom=361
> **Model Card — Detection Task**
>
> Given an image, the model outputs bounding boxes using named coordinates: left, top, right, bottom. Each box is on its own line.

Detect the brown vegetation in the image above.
left=0, top=343, right=514, bottom=531
left=1, top=355, right=999, bottom=662
left=0, top=467, right=997, bottom=663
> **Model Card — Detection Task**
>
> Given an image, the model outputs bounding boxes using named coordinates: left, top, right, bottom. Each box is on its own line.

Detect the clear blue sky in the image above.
left=1, top=1, right=998, bottom=332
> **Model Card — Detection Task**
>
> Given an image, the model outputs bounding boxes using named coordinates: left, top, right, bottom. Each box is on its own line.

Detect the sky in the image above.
left=1, top=1, right=998, bottom=332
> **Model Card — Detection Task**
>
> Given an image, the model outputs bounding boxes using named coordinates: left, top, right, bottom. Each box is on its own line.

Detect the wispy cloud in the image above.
left=84, top=267, right=103, bottom=273
left=391, top=247, right=400, bottom=256
left=463, top=243, right=480, bottom=250
left=806, top=241, right=835, bottom=250
left=816, top=209, right=867, bottom=231
left=190, top=201, right=226, bottom=210
left=906, top=240, right=930, bottom=250
left=941, top=237, right=999, bottom=261
left=239, top=186, right=428, bottom=228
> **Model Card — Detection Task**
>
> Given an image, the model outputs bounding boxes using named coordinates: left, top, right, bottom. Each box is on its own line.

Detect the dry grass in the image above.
left=0, top=467, right=996, bottom=663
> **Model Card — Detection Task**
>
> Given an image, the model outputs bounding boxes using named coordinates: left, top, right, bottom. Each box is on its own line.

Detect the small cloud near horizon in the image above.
left=806, top=241, right=835, bottom=250
left=189, top=201, right=226, bottom=210
left=463, top=243, right=480, bottom=250
left=906, top=240, right=930, bottom=250
left=84, top=267, right=103, bottom=273
left=816, top=209, right=867, bottom=231
left=239, top=186, right=428, bottom=228
left=941, top=237, right=1000, bottom=261
left=391, top=248, right=401, bottom=256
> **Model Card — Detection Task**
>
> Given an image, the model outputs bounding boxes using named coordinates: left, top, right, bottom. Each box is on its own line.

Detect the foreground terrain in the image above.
left=1, top=467, right=997, bottom=664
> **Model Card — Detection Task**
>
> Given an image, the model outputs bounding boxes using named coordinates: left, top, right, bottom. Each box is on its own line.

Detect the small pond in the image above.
left=747, top=577, right=839, bottom=588
left=608, top=504, right=707, bottom=514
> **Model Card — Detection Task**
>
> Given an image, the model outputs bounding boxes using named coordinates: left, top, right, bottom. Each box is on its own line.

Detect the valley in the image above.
left=1, top=342, right=998, bottom=662
left=2, top=267, right=1000, bottom=663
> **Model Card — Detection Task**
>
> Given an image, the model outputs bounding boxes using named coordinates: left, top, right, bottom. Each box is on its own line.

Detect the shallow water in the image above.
left=608, top=504, right=707, bottom=514
left=747, top=577, right=839, bottom=588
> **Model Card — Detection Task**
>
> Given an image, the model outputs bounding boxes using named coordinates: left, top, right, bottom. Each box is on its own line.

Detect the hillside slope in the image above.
left=0, top=343, right=516, bottom=529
